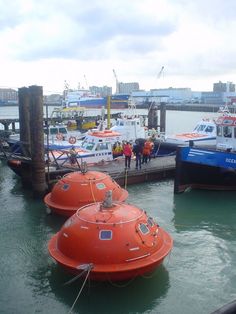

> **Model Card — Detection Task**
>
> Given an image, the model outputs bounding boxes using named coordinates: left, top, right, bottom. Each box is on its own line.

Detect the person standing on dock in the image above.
left=123, top=141, right=132, bottom=169
left=132, top=140, right=142, bottom=170
left=112, top=141, right=123, bottom=159
left=142, top=139, right=152, bottom=164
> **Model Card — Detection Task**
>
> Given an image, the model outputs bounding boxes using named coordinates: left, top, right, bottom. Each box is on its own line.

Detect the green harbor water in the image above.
left=1, top=107, right=236, bottom=313
left=1, top=159, right=236, bottom=314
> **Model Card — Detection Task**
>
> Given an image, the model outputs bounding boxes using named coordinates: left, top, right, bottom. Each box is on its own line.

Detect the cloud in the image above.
left=0, top=0, right=236, bottom=92
left=1, top=0, right=176, bottom=62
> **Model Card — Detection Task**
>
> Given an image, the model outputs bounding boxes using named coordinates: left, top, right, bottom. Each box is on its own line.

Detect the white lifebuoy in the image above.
left=69, top=136, right=76, bottom=144
left=56, top=133, right=63, bottom=140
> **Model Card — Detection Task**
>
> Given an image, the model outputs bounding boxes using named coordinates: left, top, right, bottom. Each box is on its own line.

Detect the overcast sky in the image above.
left=1, top=0, right=236, bottom=94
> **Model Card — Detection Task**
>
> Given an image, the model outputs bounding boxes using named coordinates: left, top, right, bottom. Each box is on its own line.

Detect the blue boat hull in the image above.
left=174, top=146, right=236, bottom=192
left=67, top=96, right=128, bottom=109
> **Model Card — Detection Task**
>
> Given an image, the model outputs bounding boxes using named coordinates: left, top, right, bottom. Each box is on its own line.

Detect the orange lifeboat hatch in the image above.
left=44, top=171, right=128, bottom=217
left=48, top=197, right=173, bottom=281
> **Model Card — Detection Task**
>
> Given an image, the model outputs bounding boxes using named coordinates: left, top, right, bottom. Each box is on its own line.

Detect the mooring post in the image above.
left=18, top=87, right=31, bottom=156
left=148, top=103, right=158, bottom=130
left=160, top=102, right=166, bottom=133
left=29, top=85, right=47, bottom=197
left=11, top=122, right=16, bottom=133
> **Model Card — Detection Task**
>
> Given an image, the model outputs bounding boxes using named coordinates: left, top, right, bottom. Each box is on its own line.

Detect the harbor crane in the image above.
left=157, top=66, right=164, bottom=79
left=113, top=69, right=119, bottom=94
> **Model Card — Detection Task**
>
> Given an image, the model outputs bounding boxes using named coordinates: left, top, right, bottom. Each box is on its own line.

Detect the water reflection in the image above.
left=44, top=212, right=67, bottom=233
left=173, top=190, right=236, bottom=239
left=48, top=264, right=170, bottom=314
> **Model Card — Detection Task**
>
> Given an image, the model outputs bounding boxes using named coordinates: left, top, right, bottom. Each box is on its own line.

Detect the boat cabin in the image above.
left=81, top=130, right=122, bottom=152
left=216, top=116, right=236, bottom=151
left=110, top=116, right=147, bottom=142
left=44, top=123, right=84, bottom=144
left=192, top=119, right=216, bottom=135
left=44, top=124, right=68, bottom=137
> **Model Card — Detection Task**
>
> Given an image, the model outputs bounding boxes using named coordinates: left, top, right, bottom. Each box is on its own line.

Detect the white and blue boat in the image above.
left=63, top=89, right=129, bottom=109
left=154, top=118, right=217, bottom=157
left=174, top=114, right=236, bottom=192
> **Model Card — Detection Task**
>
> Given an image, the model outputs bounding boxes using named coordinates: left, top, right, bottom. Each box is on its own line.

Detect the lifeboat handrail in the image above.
left=125, top=253, right=151, bottom=262
left=75, top=204, right=146, bottom=225
left=62, top=172, right=108, bottom=180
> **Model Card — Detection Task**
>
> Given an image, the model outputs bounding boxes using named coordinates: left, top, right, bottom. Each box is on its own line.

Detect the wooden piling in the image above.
left=29, top=85, right=47, bottom=196
left=148, top=103, right=158, bottom=130
left=160, top=102, right=166, bottom=133
left=11, top=122, right=16, bottom=133
left=18, top=87, right=31, bottom=156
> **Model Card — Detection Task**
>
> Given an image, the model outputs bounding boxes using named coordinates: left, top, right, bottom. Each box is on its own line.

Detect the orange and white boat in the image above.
left=49, top=129, right=122, bottom=166
left=48, top=192, right=173, bottom=281
left=44, top=171, right=128, bottom=217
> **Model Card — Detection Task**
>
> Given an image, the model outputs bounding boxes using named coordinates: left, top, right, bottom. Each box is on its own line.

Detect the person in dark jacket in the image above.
left=132, top=140, right=143, bottom=170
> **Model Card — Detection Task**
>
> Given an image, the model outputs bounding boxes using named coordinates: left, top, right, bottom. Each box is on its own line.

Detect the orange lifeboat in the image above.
left=48, top=193, right=173, bottom=281
left=44, top=171, right=128, bottom=217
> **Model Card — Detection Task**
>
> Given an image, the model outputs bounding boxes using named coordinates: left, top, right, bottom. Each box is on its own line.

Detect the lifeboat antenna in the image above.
left=101, top=190, right=113, bottom=208
left=80, top=161, right=88, bottom=174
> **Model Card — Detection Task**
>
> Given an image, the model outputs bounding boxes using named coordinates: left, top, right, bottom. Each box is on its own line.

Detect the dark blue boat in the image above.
left=174, top=114, right=236, bottom=193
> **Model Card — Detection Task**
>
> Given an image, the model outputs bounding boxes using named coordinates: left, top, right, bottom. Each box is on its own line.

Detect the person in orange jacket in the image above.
left=142, top=139, right=152, bottom=164
left=123, top=141, right=132, bottom=169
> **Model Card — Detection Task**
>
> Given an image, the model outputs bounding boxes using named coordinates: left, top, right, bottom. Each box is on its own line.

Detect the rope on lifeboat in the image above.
left=63, top=268, right=90, bottom=286
left=67, top=264, right=93, bottom=314
left=89, top=180, right=97, bottom=203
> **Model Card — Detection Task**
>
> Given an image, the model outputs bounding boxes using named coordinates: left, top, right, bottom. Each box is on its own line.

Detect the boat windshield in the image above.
left=116, top=120, right=124, bottom=126
left=193, top=124, right=207, bottom=132
left=81, top=140, right=95, bottom=150
left=95, top=143, right=109, bottom=150
left=44, top=127, right=68, bottom=135
left=205, top=125, right=214, bottom=133
left=58, top=127, right=68, bottom=134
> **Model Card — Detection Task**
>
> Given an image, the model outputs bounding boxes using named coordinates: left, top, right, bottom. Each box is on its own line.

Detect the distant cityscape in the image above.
left=0, top=80, right=236, bottom=106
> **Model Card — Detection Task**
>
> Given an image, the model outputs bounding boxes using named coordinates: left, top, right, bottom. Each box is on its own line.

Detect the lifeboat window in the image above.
left=99, top=230, right=113, bottom=240
left=139, top=223, right=150, bottom=235
left=217, top=126, right=222, bottom=137
left=62, top=183, right=70, bottom=190
left=223, top=126, right=232, bottom=138
left=96, top=182, right=106, bottom=190
left=147, top=217, right=155, bottom=227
